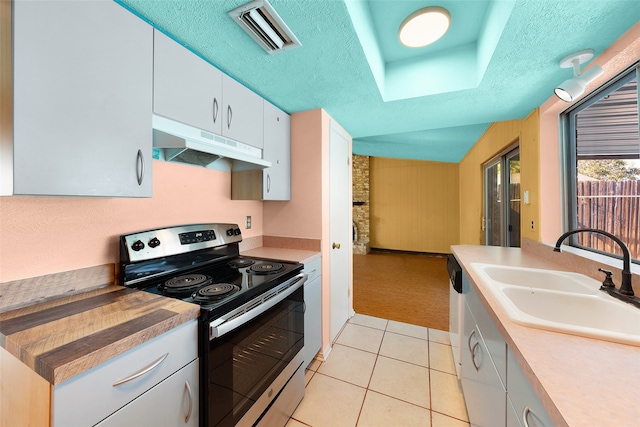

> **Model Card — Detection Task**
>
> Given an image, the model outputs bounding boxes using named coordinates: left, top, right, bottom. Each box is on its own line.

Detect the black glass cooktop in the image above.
left=126, top=256, right=303, bottom=319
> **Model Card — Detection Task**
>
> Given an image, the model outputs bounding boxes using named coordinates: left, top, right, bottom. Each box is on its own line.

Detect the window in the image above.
left=562, top=64, right=640, bottom=262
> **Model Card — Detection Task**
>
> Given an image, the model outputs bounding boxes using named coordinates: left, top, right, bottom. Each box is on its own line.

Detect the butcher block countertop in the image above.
left=0, top=285, right=199, bottom=385
left=452, top=245, right=640, bottom=427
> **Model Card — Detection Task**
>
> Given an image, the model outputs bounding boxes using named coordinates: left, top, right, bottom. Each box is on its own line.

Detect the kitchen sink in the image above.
left=472, top=264, right=599, bottom=294
left=470, top=263, right=640, bottom=347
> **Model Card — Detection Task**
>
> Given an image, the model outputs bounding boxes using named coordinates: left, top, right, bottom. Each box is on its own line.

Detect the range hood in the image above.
left=152, top=115, right=271, bottom=170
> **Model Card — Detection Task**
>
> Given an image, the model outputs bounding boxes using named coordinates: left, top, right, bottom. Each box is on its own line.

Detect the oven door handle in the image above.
left=210, top=273, right=307, bottom=339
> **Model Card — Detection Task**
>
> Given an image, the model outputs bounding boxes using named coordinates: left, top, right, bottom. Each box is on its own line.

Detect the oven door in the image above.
left=201, top=275, right=305, bottom=427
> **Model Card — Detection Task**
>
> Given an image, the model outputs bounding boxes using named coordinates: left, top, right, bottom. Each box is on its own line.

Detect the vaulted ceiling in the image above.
left=119, top=0, right=640, bottom=162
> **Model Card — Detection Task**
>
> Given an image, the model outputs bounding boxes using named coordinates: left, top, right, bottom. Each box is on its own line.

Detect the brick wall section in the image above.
left=352, top=155, right=370, bottom=254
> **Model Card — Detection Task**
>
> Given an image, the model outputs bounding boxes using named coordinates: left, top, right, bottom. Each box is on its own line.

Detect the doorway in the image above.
left=484, top=146, right=521, bottom=247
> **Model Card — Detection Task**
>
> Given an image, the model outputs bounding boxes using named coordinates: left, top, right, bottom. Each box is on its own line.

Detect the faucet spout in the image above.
left=554, top=228, right=634, bottom=296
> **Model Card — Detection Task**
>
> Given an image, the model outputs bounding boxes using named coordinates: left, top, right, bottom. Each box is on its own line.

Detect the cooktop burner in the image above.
left=192, top=283, right=240, bottom=303
left=250, top=262, right=285, bottom=275
left=228, top=258, right=255, bottom=268
left=160, top=273, right=212, bottom=294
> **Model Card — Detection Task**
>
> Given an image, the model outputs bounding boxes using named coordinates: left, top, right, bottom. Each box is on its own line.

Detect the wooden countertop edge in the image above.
left=49, top=309, right=199, bottom=384
left=451, top=245, right=640, bottom=427
left=0, top=287, right=200, bottom=385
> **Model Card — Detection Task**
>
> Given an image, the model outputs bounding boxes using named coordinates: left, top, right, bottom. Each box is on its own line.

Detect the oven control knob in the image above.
left=131, top=240, right=145, bottom=251
left=226, top=228, right=234, bottom=237
left=233, top=228, right=241, bottom=236
left=148, top=237, right=161, bottom=248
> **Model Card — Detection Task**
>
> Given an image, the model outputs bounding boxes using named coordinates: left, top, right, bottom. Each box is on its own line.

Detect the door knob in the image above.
left=332, top=242, right=341, bottom=249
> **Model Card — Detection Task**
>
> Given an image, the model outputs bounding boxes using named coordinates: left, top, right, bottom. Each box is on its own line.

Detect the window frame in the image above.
left=560, top=63, right=640, bottom=262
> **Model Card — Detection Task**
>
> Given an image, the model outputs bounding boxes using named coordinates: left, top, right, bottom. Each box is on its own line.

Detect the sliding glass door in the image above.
left=484, top=147, right=521, bottom=247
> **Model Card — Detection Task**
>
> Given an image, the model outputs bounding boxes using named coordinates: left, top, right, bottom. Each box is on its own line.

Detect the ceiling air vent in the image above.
left=228, top=0, right=301, bottom=54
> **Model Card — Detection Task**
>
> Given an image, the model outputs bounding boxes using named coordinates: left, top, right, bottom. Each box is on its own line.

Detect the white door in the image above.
left=329, top=121, right=352, bottom=342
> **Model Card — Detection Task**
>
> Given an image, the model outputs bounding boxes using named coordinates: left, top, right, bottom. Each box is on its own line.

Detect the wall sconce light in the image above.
left=554, top=49, right=604, bottom=102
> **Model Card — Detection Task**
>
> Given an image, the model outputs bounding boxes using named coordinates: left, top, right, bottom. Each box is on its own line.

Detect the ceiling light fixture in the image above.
left=554, top=49, right=604, bottom=102
left=399, top=6, right=451, bottom=48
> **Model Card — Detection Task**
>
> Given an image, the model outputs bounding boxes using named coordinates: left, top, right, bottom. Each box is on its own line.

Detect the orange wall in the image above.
left=0, top=161, right=262, bottom=282
left=458, top=111, right=540, bottom=246
left=369, top=157, right=460, bottom=253
left=538, top=22, right=640, bottom=243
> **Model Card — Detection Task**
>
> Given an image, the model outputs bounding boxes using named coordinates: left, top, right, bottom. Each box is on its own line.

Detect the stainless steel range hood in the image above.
left=152, top=115, right=271, bottom=170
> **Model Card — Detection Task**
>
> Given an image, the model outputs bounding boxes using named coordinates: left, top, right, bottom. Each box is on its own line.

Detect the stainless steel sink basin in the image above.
left=470, top=263, right=640, bottom=347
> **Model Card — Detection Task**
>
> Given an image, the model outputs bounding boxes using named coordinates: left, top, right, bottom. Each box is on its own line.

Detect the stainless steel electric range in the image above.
left=119, top=223, right=307, bottom=427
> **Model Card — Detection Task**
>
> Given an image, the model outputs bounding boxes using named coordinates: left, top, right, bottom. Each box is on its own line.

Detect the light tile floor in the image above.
left=287, top=314, right=470, bottom=427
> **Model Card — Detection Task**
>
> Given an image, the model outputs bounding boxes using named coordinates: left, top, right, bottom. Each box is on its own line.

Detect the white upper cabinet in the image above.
left=153, top=31, right=264, bottom=150
left=11, top=0, right=153, bottom=197
left=153, top=30, right=223, bottom=135
left=263, top=101, right=291, bottom=200
left=222, top=75, right=264, bottom=149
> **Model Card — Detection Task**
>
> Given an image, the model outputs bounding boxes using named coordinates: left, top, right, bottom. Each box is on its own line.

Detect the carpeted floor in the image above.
left=353, top=250, right=450, bottom=331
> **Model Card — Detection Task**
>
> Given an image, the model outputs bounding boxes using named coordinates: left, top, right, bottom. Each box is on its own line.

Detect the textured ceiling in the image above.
left=118, top=0, right=640, bottom=163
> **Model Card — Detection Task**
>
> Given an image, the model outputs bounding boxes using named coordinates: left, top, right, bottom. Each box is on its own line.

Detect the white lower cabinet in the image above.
left=52, top=320, right=198, bottom=426
left=461, top=299, right=506, bottom=427
left=95, top=359, right=198, bottom=426
left=506, top=349, right=553, bottom=427
left=460, top=270, right=553, bottom=427
left=303, top=257, right=322, bottom=368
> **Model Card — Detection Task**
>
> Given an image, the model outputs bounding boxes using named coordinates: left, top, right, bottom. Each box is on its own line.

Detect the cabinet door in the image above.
left=304, top=276, right=322, bottom=368
left=507, top=396, right=523, bottom=427
left=461, top=301, right=506, bottom=427
left=153, top=29, right=223, bottom=135
left=222, top=75, right=264, bottom=148
left=263, top=101, right=291, bottom=200
left=464, top=274, right=507, bottom=386
left=12, top=0, right=152, bottom=197
left=507, top=349, right=554, bottom=427
left=96, top=359, right=198, bottom=427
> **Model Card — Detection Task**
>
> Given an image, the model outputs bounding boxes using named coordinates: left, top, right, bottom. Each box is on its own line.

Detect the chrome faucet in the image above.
left=554, top=228, right=634, bottom=296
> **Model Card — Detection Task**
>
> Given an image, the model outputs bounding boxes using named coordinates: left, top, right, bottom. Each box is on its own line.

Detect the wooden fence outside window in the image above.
left=576, top=180, right=640, bottom=260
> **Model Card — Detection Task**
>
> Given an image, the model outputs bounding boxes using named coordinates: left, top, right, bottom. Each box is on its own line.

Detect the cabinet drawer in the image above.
left=303, top=257, right=321, bottom=283
left=507, top=349, right=553, bottom=427
left=95, top=359, right=198, bottom=427
left=52, top=320, right=198, bottom=426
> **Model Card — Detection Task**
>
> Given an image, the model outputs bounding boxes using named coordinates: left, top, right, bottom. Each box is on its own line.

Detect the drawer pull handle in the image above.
left=136, top=149, right=145, bottom=186
left=184, top=380, right=193, bottom=423
left=467, top=329, right=480, bottom=372
left=212, top=97, right=219, bottom=124
left=522, top=406, right=536, bottom=427
left=112, top=353, right=168, bottom=387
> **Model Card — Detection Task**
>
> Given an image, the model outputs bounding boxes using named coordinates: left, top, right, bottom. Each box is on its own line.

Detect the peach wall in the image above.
left=539, top=22, right=640, bottom=243
left=264, top=109, right=323, bottom=239
left=265, top=108, right=353, bottom=357
left=0, top=161, right=262, bottom=282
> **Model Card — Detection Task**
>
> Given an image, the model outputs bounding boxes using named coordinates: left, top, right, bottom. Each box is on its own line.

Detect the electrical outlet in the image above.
left=246, top=216, right=252, bottom=229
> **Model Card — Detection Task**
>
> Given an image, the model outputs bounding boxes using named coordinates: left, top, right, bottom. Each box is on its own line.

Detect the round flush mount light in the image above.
left=399, top=6, right=451, bottom=48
